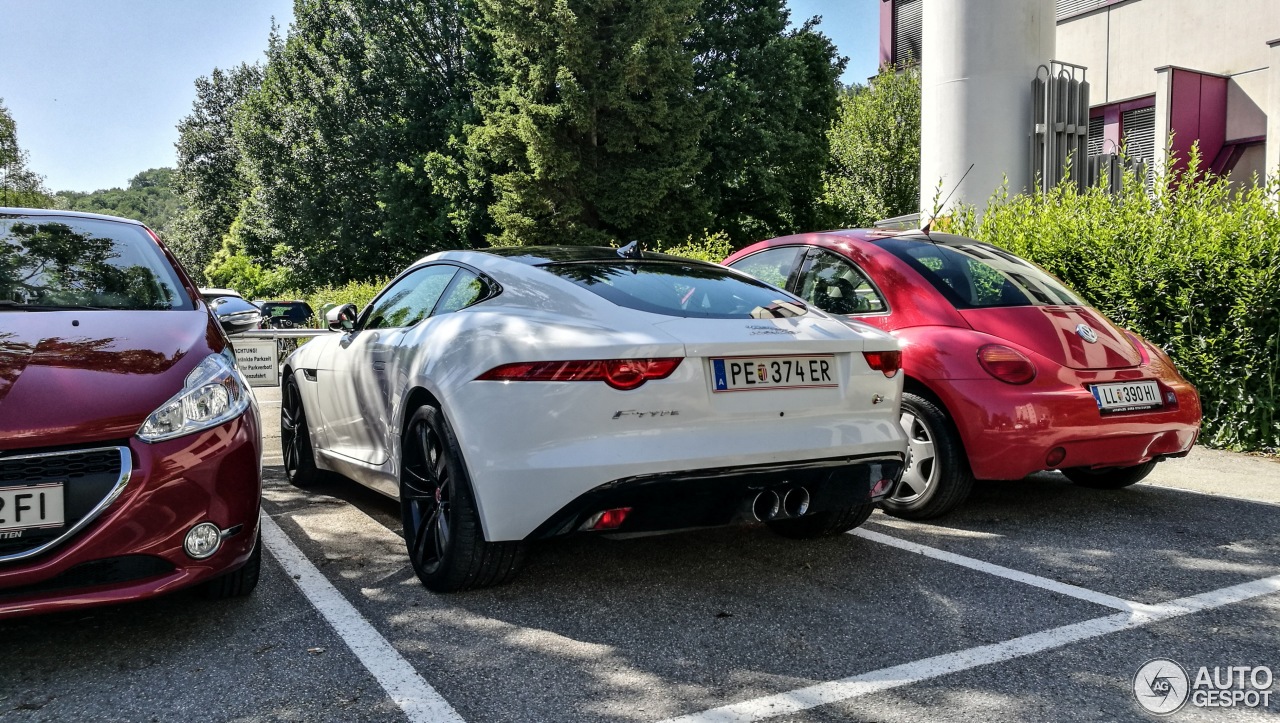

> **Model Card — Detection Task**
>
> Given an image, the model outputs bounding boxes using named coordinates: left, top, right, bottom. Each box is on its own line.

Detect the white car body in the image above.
left=285, top=248, right=907, bottom=541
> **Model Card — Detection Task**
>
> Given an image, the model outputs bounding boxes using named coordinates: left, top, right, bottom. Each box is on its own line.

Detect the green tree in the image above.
left=0, top=99, right=54, bottom=209
left=55, top=168, right=182, bottom=235
left=170, top=63, right=264, bottom=280
left=227, top=0, right=473, bottom=288
left=820, top=65, right=921, bottom=228
left=691, top=1, right=844, bottom=244
left=468, top=0, right=709, bottom=246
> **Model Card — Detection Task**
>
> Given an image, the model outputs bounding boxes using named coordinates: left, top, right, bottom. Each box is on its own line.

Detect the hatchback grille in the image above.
left=0, top=555, right=173, bottom=600
left=0, top=447, right=130, bottom=563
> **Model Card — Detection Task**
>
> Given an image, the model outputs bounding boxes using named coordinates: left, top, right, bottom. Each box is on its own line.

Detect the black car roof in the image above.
left=482, top=245, right=719, bottom=267
left=0, top=206, right=147, bottom=226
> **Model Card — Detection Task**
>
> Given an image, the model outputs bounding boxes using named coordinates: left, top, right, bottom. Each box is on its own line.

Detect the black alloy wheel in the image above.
left=281, top=375, right=321, bottom=487
left=400, top=405, right=525, bottom=592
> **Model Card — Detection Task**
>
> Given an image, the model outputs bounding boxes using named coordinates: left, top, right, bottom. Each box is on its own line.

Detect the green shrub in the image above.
left=656, top=230, right=734, bottom=263
left=300, top=278, right=389, bottom=321
left=950, top=148, right=1280, bottom=452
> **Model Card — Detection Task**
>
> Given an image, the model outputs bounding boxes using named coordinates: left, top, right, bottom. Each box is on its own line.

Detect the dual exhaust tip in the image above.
left=749, top=487, right=810, bottom=522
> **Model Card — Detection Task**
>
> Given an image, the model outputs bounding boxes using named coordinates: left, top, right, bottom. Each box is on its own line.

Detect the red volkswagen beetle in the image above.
left=725, top=230, right=1201, bottom=519
left=0, top=208, right=263, bottom=618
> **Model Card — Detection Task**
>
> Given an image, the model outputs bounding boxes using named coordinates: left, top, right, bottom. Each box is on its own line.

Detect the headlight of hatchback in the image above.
left=138, top=349, right=251, bottom=442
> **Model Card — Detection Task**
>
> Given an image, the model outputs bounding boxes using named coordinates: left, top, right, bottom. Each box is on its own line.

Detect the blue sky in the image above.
left=0, top=0, right=877, bottom=193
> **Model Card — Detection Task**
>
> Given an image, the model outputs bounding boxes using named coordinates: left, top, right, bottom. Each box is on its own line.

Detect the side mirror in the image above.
left=210, top=296, right=263, bottom=336
left=327, top=303, right=358, bottom=332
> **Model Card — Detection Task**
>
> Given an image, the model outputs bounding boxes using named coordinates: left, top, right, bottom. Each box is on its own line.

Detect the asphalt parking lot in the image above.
left=3, top=386, right=1278, bottom=722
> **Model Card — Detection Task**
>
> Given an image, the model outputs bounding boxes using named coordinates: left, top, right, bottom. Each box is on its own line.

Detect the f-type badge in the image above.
left=613, top=410, right=680, bottom=420
left=1076, top=323, right=1099, bottom=343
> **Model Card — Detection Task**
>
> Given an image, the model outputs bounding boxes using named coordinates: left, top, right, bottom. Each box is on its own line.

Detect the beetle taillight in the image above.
left=476, top=358, right=682, bottom=390
left=977, top=345, right=1036, bottom=385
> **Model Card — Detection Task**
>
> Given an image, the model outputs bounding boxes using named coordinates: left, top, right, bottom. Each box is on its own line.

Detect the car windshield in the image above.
left=262, top=302, right=313, bottom=322
left=0, top=216, right=190, bottom=310
left=542, top=260, right=807, bottom=319
left=878, top=237, right=1082, bottom=308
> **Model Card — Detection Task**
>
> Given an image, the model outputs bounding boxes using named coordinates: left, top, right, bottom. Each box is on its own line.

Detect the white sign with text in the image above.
left=234, top=339, right=279, bottom=388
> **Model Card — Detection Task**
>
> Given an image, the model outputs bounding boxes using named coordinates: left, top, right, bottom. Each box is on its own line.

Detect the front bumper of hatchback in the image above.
left=0, top=412, right=262, bottom=620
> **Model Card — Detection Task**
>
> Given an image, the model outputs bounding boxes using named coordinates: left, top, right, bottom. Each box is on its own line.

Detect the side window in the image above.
left=434, top=270, right=491, bottom=315
left=725, top=247, right=802, bottom=291
left=364, top=265, right=458, bottom=330
left=797, top=250, right=887, bottom=315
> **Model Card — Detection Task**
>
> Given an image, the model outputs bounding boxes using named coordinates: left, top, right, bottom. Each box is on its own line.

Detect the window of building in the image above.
left=1056, top=0, right=1111, bottom=20
left=892, top=0, right=922, bottom=66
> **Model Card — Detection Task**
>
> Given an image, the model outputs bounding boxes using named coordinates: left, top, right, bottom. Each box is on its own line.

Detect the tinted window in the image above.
left=434, top=270, right=490, bottom=315
left=879, top=238, right=1082, bottom=308
left=364, top=265, right=458, bottom=329
left=726, top=247, right=801, bottom=290
left=544, top=261, right=807, bottom=319
left=0, top=216, right=189, bottom=310
left=262, top=302, right=314, bottom=324
left=797, top=250, right=887, bottom=315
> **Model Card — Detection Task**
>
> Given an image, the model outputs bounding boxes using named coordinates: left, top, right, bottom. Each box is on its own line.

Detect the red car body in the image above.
left=725, top=230, right=1201, bottom=483
left=0, top=208, right=262, bottom=619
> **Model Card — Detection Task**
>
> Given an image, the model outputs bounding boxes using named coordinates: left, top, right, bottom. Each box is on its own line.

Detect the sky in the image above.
left=0, top=0, right=878, bottom=194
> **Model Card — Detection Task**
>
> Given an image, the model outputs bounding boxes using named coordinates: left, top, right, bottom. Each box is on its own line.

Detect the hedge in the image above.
left=948, top=149, right=1280, bottom=452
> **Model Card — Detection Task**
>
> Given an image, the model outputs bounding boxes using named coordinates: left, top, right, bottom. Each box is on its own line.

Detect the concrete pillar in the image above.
left=1152, top=66, right=1174, bottom=177
left=919, top=0, right=1057, bottom=217
left=1267, top=39, right=1280, bottom=181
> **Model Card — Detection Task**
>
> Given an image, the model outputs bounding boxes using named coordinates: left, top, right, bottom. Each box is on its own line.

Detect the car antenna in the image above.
left=617, top=240, right=644, bottom=259
left=920, top=163, right=974, bottom=237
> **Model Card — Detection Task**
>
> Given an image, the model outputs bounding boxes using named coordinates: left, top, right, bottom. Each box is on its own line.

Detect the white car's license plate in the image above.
left=0, top=483, right=66, bottom=533
left=1090, top=380, right=1162, bottom=413
left=711, top=355, right=837, bottom=392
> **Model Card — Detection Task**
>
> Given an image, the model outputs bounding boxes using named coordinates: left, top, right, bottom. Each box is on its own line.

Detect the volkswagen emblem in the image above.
left=1076, top=323, right=1099, bottom=343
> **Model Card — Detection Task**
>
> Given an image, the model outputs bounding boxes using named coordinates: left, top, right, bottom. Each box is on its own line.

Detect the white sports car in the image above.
left=281, top=246, right=907, bottom=591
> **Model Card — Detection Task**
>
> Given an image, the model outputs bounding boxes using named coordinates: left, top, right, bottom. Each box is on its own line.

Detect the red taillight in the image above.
left=863, top=350, right=902, bottom=378
left=476, top=358, right=682, bottom=390
left=584, top=507, right=632, bottom=531
left=977, top=344, right=1036, bottom=384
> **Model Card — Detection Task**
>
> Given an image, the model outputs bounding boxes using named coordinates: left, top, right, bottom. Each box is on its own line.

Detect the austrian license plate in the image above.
left=0, top=483, right=66, bottom=533
left=1090, top=380, right=1162, bottom=413
left=711, top=355, right=837, bottom=392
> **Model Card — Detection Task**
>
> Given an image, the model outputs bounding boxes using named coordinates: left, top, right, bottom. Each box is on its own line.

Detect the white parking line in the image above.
left=659, top=573, right=1280, bottom=723
left=849, top=528, right=1145, bottom=612
left=260, top=514, right=466, bottom=723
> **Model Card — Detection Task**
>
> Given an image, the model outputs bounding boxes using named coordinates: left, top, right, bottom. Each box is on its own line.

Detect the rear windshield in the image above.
left=542, top=260, right=808, bottom=319
left=879, top=238, right=1082, bottom=308
left=262, top=302, right=314, bottom=322
left=0, top=216, right=190, bottom=310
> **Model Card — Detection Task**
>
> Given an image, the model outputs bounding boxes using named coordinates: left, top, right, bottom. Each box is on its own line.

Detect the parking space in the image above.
left=2, top=387, right=1277, bottom=721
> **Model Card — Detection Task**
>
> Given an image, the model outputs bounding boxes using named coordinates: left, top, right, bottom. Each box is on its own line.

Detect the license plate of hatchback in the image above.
left=1090, top=380, right=1162, bottom=413
left=711, top=355, right=837, bottom=392
left=0, top=483, right=66, bottom=533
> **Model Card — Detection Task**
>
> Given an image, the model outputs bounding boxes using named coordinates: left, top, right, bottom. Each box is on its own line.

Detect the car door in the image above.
left=318, top=264, right=459, bottom=463
left=364, top=267, right=494, bottom=466
left=793, top=247, right=890, bottom=322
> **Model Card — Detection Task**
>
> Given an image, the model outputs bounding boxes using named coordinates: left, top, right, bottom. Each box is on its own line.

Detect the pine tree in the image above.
left=468, top=0, right=709, bottom=246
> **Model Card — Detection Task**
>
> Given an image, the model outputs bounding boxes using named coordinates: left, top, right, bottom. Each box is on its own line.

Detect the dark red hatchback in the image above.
left=0, top=208, right=263, bottom=618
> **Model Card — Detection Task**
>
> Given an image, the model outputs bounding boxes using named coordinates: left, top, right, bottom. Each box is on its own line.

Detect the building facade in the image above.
left=882, top=0, right=1279, bottom=183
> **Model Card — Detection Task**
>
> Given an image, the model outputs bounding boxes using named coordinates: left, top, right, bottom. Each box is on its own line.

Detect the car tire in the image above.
left=765, top=502, right=875, bottom=539
left=400, top=405, right=525, bottom=592
left=1063, top=460, right=1158, bottom=489
left=198, top=531, right=262, bottom=599
left=281, top=375, right=322, bottom=488
left=881, top=392, right=974, bottom=520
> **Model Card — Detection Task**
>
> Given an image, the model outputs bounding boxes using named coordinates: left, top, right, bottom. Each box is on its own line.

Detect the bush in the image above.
left=656, top=230, right=735, bottom=263
left=301, top=278, right=389, bottom=321
left=950, top=148, right=1280, bottom=452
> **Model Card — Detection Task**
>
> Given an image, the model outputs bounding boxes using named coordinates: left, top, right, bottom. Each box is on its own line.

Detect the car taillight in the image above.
left=476, top=358, right=683, bottom=390
left=977, top=344, right=1036, bottom=384
left=863, top=350, right=901, bottom=378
